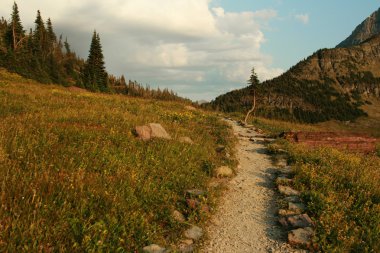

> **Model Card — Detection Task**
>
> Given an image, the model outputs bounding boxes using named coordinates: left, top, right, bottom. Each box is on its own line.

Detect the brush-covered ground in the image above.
left=0, top=69, right=237, bottom=252
left=241, top=115, right=380, bottom=252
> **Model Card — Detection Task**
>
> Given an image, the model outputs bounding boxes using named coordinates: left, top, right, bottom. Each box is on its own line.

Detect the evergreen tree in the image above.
left=33, top=10, right=46, bottom=56
left=5, top=2, right=24, bottom=51
left=82, top=31, right=108, bottom=92
left=46, top=18, right=56, bottom=51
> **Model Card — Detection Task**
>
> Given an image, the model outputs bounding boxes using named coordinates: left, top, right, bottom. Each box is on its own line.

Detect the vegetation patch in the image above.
left=0, top=77, right=236, bottom=252
left=255, top=117, right=380, bottom=252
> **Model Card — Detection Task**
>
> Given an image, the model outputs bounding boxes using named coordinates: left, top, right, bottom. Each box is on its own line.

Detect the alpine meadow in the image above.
left=0, top=1, right=379, bottom=252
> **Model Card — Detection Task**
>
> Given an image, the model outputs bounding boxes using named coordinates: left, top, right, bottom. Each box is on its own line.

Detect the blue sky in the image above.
left=217, top=0, right=380, bottom=70
left=0, top=0, right=379, bottom=100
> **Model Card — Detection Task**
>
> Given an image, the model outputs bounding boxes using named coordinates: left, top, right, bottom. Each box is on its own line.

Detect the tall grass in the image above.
left=0, top=70, right=236, bottom=251
left=256, top=117, right=380, bottom=251
left=287, top=145, right=380, bottom=252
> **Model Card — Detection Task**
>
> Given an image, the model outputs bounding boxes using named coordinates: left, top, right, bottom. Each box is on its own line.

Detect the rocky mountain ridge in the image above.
left=338, top=7, right=380, bottom=47
left=208, top=23, right=380, bottom=123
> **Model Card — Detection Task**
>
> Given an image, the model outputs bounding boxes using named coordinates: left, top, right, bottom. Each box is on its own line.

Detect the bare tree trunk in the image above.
left=13, top=21, right=16, bottom=50
left=244, top=90, right=256, bottom=125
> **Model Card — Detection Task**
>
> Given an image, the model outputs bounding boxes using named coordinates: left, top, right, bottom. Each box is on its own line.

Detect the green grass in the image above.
left=255, top=117, right=380, bottom=252
left=0, top=69, right=236, bottom=252
left=287, top=145, right=380, bottom=252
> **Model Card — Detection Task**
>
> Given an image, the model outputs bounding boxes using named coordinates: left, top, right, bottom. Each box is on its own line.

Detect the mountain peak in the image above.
left=337, top=7, right=380, bottom=48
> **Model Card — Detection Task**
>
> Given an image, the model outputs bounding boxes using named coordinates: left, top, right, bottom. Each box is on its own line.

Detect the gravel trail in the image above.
left=201, top=120, right=300, bottom=253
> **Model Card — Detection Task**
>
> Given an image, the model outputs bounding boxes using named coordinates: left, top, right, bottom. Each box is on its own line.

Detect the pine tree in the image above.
left=33, top=10, right=46, bottom=56
left=82, top=31, right=108, bottom=92
left=5, top=2, right=24, bottom=50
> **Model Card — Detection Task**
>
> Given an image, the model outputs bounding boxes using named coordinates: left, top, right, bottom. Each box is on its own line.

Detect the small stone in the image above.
left=184, top=226, right=203, bottom=241
left=215, top=166, right=233, bottom=178
left=276, top=177, right=294, bottom=185
left=185, top=105, right=197, bottom=111
left=216, top=145, right=226, bottom=153
left=284, top=196, right=301, bottom=203
left=172, top=210, right=186, bottom=223
left=178, top=239, right=195, bottom=253
left=278, top=209, right=298, bottom=217
left=287, top=214, right=313, bottom=228
left=178, top=244, right=194, bottom=253
left=278, top=217, right=289, bottom=228
left=279, top=166, right=293, bottom=174
left=179, top=137, right=194, bottom=144
left=288, top=227, right=314, bottom=248
left=143, top=244, right=166, bottom=253
left=186, top=199, right=200, bottom=209
left=288, top=202, right=306, bottom=214
left=186, top=189, right=206, bottom=197
left=278, top=185, right=300, bottom=196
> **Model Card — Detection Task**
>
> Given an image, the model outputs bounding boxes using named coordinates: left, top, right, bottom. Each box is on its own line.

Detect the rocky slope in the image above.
left=209, top=13, right=380, bottom=123
left=338, top=7, right=380, bottom=47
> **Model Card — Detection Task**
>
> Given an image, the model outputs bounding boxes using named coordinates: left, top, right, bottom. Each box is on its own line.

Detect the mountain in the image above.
left=208, top=11, right=380, bottom=123
left=338, top=7, right=380, bottom=48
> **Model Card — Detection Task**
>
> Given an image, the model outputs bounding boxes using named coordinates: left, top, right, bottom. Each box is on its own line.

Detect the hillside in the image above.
left=209, top=29, right=380, bottom=124
left=338, top=7, right=380, bottom=47
left=0, top=69, right=236, bottom=251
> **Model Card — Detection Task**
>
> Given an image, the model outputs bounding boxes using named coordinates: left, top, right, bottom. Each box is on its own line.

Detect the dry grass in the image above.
left=0, top=69, right=236, bottom=252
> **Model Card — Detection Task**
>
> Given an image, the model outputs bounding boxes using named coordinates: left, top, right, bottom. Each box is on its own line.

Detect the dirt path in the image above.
left=201, top=120, right=300, bottom=253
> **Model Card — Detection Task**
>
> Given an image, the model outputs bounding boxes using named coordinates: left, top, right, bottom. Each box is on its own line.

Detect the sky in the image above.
left=1, top=0, right=380, bottom=101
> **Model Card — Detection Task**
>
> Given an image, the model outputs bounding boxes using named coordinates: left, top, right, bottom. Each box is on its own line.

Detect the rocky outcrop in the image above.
left=338, top=7, right=380, bottom=48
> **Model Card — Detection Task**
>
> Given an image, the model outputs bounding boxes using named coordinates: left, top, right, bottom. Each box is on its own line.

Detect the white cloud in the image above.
left=295, top=14, right=310, bottom=25
left=0, top=0, right=283, bottom=100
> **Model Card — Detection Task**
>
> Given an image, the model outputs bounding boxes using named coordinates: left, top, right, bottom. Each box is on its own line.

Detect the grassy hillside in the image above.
left=0, top=69, right=236, bottom=252
left=248, top=117, right=380, bottom=251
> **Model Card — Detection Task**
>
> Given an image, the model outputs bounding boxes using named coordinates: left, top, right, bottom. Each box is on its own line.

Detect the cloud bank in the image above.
left=0, top=0, right=283, bottom=100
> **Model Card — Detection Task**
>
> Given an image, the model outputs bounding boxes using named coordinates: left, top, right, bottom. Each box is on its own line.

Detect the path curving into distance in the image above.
left=201, top=120, right=303, bottom=253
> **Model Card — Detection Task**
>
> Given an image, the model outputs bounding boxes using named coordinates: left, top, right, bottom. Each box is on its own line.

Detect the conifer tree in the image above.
left=33, top=10, right=46, bottom=55
left=5, top=2, right=24, bottom=51
left=82, top=31, right=108, bottom=91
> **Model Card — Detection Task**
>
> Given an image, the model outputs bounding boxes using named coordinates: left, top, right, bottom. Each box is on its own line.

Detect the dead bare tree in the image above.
left=244, top=68, right=259, bottom=125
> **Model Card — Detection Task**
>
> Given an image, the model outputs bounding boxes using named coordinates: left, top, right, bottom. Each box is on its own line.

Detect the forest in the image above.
left=0, top=2, right=188, bottom=102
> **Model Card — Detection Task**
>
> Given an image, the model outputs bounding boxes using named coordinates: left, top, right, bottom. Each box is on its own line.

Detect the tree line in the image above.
left=0, top=2, right=187, bottom=102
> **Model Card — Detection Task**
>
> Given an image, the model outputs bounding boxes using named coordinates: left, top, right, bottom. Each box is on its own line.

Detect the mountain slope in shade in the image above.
left=208, top=34, right=380, bottom=123
left=338, top=7, right=380, bottom=48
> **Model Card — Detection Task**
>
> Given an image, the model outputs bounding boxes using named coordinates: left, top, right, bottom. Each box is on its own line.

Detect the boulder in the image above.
left=143, top=244, right=166, bottom=253
left=135, top=125, right=152, bottom=141
left=148, top=123, right=172, bottom=139
left=184, top=226, right=203, bottom=241
left=179, top=137, right=194, bottom=144
left=278, top=186, right=300, bottom=196
left=178, top=239, right=195, bottom=253
left=288, top=227, right=314, bottom=248
left=135, top=123, right=171, bottom=141
left=215, top=166, right=233, bottom=178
